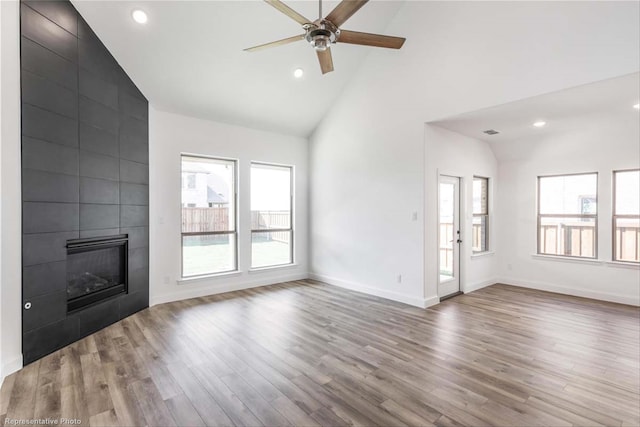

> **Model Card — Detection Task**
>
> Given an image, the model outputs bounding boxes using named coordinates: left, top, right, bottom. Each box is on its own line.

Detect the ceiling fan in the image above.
left=244, top=0, right=406, bottom=75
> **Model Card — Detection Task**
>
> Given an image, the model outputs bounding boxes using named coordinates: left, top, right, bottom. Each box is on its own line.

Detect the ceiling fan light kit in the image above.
left=305, top=22, right=339, bottom=52
left=245, top=0, right=406, bottom=75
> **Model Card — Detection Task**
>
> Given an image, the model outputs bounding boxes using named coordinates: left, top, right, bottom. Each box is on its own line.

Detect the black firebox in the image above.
left=66, top=235, right=128, bottom=312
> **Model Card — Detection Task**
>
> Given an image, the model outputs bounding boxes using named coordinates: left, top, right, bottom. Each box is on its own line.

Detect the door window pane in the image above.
left=439, top=182, right=455, bottom=278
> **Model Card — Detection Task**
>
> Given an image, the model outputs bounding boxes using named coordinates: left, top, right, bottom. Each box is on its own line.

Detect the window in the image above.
left=472, top=176, right=489, bottom=253
left=181, top=155, right=237, bottom=277
left=251, top=163, right=293, bottom=268
left=537, top=173, right=597, bottom=258
left=186, top=173, right=196, bottom=189
left=182, top=173, right=196, bottom=189
left=613, top=169, right=640, bottom=263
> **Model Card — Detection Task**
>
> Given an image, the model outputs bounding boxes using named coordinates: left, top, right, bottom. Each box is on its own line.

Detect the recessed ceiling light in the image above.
left=132, top=9, right=148, bottom=24
left=293, top=68, right=304, bottom=78
left=533, top=121, right=546, bottom=128
left=634, top=103, right=640, bottom=110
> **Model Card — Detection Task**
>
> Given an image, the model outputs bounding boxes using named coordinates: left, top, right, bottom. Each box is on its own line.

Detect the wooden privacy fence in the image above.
left=182, top=207, right=229, bottom=232
left=251, top=211, right=291, bottom=244
left=540, top=223, right=595, bottom=257
left=440, top=221, right=639, bottom=264
left=541, top=223, right=640, bottom=261
left=181, top=208, right=294, bottom=245
left=616, top=225, right=640, bottom=262
left=439, top=223, right=454, bottom=274
left=251, top=210, right=289, bottom=229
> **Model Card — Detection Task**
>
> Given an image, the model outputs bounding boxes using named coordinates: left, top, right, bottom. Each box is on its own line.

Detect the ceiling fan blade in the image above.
left=325, top=0, right=369, bottom=27
left=264, top=0, right=312, bottom=25
left=244, top=34, right=305, bottom=52
left=338, top=30, right=405, bottom=49
left=316, top=48, right=334, bottom=74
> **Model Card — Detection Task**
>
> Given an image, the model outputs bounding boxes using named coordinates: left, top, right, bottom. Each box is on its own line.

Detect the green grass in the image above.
left=251, top=240, right=291, bottom=268
left=183, top=240, right=291, bottom=276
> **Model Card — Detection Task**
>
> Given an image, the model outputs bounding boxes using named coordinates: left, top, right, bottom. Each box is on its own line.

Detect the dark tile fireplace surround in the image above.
left=20, top=0, right=149, bottom=364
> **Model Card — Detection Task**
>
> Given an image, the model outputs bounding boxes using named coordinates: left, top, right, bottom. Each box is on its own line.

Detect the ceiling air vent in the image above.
left=483, top=129, right=500, bottom=135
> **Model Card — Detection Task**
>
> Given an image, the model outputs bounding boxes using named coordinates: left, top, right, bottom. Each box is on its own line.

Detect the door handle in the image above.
left=456, top=239, right=462, bottom=244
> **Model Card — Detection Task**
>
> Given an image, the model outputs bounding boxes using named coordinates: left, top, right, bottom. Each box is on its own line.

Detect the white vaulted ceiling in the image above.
left=71, top=0, right=405, bottom=136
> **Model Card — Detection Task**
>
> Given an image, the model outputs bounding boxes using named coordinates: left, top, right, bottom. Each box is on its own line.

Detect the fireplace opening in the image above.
left=66, top=235, right=128, bottom=312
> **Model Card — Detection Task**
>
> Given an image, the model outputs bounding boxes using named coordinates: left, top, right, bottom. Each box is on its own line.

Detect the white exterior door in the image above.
left=438, top=175, right=461, bottom=298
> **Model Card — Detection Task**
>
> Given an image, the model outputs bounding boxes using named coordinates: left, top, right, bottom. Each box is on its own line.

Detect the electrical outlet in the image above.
left=397, top=274, right=402, bottom=283
left=163, top=276, right=170, bottom=284
left=411, top=212, right=418, bottom=221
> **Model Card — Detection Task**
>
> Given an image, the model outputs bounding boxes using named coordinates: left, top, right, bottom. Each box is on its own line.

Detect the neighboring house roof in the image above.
left=207, top=186, right=227, bottom=204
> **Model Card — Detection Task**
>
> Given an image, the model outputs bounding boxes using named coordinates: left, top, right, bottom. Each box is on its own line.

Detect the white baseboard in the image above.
left=150, top=272, right=309, bottom=306
left=463, top=278, right=497, bottom=294
left=310, top=272, right=436, bottom=308
left=1, top=355, right=23, bottom=386
left=423, top=295, right=440, bottom=308
left=499, top=277, right=640, bottom=306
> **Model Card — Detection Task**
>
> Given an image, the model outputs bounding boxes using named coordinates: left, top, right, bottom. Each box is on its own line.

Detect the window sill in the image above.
left=178, top=270, right=242, bottom=285
left=248, top=263, right=298, bottom=274
left=605, top=261, right=640, bottom=269
left=531, top=254, right=602, bottom=265
left=471, top=251, right=495, bottom=259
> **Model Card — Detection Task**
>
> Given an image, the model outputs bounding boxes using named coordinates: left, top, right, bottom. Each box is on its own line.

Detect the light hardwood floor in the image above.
left=1, top=281, right=639, bottom=427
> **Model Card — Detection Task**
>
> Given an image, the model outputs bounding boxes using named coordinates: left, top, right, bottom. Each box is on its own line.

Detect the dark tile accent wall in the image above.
left=20, top=0, right=149, bottom=364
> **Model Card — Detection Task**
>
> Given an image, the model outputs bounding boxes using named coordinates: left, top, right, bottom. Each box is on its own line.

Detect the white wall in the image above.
left=494, top=113, right=640, bottom=305
left=424, top=125, right=498, bottom=301
left=149, top=108, right=309, bottom=305
left=0, top=0, right=3, bottom=384
left=309, top=1, right=639, bottom=308
left=1, top=0, right=23, bottom=383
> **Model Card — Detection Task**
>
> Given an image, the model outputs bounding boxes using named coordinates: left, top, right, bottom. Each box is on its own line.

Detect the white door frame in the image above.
left=438, top=175, right=462, bottom=298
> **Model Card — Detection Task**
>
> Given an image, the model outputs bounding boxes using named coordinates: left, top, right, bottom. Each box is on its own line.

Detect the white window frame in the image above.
left=180, top=154, right=238, bottom=278
left=472, top=176, right=490, bottom=254
left=250, top=162, right=294, bottom=269
left=612, top=169, right=640, bottom=263
left=537, top=172, right=598, bottom=259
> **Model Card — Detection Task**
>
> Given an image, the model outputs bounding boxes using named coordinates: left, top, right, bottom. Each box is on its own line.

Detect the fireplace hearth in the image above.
left=66, top=235, right=128, bottom=312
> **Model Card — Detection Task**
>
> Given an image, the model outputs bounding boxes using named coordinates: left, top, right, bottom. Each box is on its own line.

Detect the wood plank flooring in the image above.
left=1, top=281, right=639, bottom=426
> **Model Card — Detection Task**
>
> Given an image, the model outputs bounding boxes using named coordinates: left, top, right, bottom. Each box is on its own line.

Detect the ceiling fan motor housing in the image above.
left=305, top=21, right=339, bottom=51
